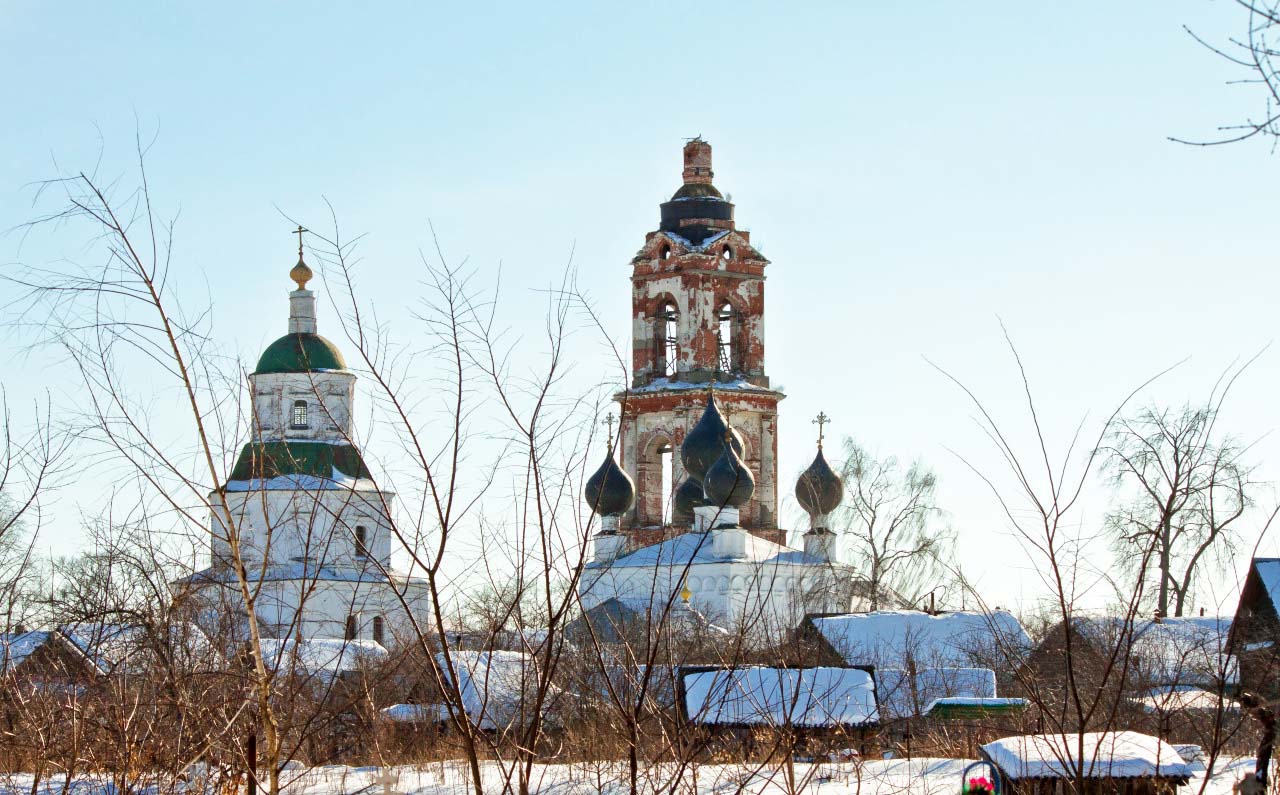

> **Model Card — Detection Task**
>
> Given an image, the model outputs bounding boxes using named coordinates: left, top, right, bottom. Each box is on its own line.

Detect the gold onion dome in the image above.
left=290, top=255, right=313, bottom=290
left=702, top=429, right=755, bottom=508
left=680, top=392, right=745, bottom=482
left=796, top=446, right=844, bottom=516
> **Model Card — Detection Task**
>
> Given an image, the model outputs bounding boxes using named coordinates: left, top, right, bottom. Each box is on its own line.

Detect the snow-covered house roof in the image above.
left=1068, top=616, right=1237, bottom=688
left=1132, top=685, right=1241, bottom=715
left=875, top=667, right=997, bottom=720
left=571, top=662, right=681, bottom=711
left=61, top=622, right=218, bottom=676
left=808, top=610, right=1031, bottom=669
left=259, top=638, right=388, bottom=679
left=437, top=650, right=550, bottom=732
left=0, top=631, right=56, bottom=675
left=1252, top=558, right=1280, bottom=612
left=380, top=702, right=451, bottom=723
left=982, top=731, right=1194, bottom=781
left=568, top=596, right=729, bottom=643
left=680, top=666, right=878, bottom=728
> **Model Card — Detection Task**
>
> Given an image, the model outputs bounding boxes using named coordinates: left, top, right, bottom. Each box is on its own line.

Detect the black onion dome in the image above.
left=681, top=393, right=745, bottom=482
left=703, top=431, right=755, bottom=509
left=584, top=451, right=636, bottom=517
left=796, top=447, right=844, bottom=516
left=673, top=476, right=709, bottom=524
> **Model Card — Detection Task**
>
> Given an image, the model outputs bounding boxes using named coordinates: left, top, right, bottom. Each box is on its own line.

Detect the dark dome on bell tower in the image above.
left=658, top=138, right=735, bottom=245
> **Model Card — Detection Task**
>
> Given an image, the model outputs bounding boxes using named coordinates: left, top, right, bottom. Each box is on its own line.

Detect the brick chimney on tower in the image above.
left=682, top=139, right=714, bottom=184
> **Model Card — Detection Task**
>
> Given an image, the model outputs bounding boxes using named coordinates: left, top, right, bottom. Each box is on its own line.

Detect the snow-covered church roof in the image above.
left=587, top=530, right=823, bottom=570
left=809, top=610, right=1031, bottom=668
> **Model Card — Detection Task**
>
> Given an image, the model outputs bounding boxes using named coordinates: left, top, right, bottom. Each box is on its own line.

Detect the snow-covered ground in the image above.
left=0, top=756, right=1257, bottom=795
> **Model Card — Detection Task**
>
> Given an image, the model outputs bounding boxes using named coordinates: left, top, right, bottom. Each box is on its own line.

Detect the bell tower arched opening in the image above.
left=635, top=434, right=675, bottom=527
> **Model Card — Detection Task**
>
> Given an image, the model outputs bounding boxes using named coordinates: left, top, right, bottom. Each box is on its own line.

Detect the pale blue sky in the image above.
left=2, top=2, right=1277, bottom=611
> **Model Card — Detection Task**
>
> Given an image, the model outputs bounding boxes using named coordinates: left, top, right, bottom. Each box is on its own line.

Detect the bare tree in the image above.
left=1100, top=396, right=1254, bottom=617
left=832, top=438, right=953, bottom=610
left=1174, top=2, right=1280, bottom=148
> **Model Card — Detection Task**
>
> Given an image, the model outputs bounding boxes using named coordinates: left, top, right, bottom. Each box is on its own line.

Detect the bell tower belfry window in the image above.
left=656, top=300, right=679, bottom=377
left=614, top=139, right=785, bottom=549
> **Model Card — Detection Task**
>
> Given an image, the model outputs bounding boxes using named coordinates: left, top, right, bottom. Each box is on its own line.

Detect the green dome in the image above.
left=254, top=333, right=347, bottom=374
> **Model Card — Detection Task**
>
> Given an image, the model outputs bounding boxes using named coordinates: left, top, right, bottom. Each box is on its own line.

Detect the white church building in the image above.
left=179, top=245, right=430, bottom=644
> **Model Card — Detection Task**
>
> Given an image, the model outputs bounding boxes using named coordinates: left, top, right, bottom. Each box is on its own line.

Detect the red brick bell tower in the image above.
left=615, top=139, right=784, bottom=550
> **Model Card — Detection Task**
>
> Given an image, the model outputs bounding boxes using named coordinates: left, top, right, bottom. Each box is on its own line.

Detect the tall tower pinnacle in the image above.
left=287, top=228, right=318, bottom=336
left=682, top=138, right=714, bottom=184
left=614, top=140, right=784, bottom=549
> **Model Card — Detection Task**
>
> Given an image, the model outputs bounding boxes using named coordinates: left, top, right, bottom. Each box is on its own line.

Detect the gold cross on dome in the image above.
left=813, top=411, right=830, bottom=449
left=602, top=413, right=615, bottom=446
left=293, top=225, right=308, bottom=258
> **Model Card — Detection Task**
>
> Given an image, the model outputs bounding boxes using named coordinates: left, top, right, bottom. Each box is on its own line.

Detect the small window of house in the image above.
left=372, top=616, right=385, bottom=645
left=291, top=400, right=308, bottom=429
left=345, top=614, right=357, bottom=641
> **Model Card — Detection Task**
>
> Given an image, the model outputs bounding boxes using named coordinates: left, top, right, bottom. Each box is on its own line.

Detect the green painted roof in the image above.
left=226, top=440, right=371, bottom=484
left=926, top=700, right=1029, bottom=720
left=254, top=333, right=347, bottom=374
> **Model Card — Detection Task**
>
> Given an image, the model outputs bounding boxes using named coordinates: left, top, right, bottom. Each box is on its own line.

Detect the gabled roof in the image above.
left=680, top=666, right=878, bottom=728
left=61, top=622, right=218, bottom=676
left=0, top=630, right=97, bottom=678
left=982, top=731, right=1193, bottom=780
left=1234, top=557, right=1280, bottom=635
left=1065, top=615, right=1236, bottom=687
left=808, top=610, right=1031, bottom=668
left=0, top=631, right=54, bottom=674
left=1251, top=558, right=1280, bottom=610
